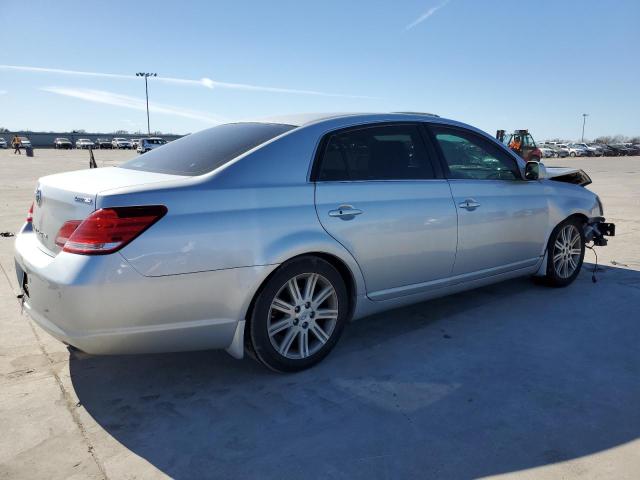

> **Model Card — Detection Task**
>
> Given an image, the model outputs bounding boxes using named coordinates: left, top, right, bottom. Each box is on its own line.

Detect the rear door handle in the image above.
left=458, top=199, right=481, bottom=210
left=328, top=205, right=363, bottom=219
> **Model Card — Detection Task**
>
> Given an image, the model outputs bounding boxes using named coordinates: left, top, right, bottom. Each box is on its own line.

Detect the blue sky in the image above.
left=1, top=0, right=638, bottom=140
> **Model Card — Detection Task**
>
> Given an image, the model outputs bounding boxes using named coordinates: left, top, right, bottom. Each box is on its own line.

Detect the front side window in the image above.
left=317, top=124, right=435, bottom=181
left=431, top=127, right=521, bottom=181
left=523, top=134, right=536, bottom=147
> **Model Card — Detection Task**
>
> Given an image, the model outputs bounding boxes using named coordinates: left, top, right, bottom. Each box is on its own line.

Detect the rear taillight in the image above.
left=55, top=220, right=82, bottom=247
left=56, top=205, right=167, bottom=255
left=26, top=203, right=33, bottom=223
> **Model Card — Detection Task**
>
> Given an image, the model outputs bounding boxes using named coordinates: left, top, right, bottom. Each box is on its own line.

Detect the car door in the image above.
left=428, top=124, right=548, bottom=277
left=313, top=123, right=458, bottom=300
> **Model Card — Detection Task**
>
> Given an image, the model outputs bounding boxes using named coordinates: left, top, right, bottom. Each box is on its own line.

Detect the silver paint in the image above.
left=14, top=113, right=606, bottom=357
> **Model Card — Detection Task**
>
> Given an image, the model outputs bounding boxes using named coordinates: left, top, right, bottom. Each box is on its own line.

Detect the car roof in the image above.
left=248, top=112, right=442, bottom=127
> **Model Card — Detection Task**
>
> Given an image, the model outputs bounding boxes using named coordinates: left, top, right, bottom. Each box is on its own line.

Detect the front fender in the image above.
left=539, top=181, right=601, bottom=256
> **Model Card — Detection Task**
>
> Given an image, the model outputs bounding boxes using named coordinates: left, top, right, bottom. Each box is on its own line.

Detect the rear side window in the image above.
left=120, top=123, right=295, bottom=176
left=430, top=126, right=521, bottom=181
left=317, top=124, right=435, bottom=181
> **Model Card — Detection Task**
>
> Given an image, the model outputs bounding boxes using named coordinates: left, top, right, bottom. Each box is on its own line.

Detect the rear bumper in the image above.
left=14, top=226, right=274, bottom=355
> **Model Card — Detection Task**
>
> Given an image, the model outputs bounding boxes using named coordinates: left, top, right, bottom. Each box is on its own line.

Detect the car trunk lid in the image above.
left=32, top=167, right=186, bottom=255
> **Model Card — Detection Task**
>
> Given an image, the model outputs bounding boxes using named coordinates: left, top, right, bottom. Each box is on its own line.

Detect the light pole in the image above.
left=581, top=113, right=589, bottom=142
left=136, top=72, right=157, bottom=136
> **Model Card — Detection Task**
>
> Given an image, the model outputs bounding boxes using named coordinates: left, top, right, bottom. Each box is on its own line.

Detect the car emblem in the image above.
left=35, top=189, right=42, bottom=206
left=74, top=196, right=93, bottom=204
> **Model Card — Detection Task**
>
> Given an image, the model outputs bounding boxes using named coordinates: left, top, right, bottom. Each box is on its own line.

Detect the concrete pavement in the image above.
left=0, top=149, right=639, bottom=479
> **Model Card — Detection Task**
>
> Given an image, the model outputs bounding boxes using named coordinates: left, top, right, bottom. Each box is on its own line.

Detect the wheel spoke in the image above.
left=570, top=248, right=581, bottom=255
left=315, top=309, right=338, bottom=320
left=555, top=240, right=564, bottom=250
left=553, top=252, right=564, bottom=263
left=287, top=279, right=303, bottom=305
left=310, top=323, right=329, bottom=344
left=298, top=329, right=309, bottom=358
left=313, top=286, right=334, bottom=307
left=268, top=318, right=291, bottom=337
left=568, top=256, right=577, bottom=272
left=279, top=329, right=298, bottom=356
left=570, top=233, right=581, bottom=247
left=271, top=298, right=294, bottom=315
left=303, top=273, right=318, bottom=302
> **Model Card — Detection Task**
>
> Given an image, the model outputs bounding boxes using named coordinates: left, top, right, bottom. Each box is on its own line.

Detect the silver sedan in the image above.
left=14, top=113, right=614, bottom=371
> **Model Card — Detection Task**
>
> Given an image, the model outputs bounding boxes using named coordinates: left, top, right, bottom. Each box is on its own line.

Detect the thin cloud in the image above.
left=1, top=64, right=374, bottom=99
left=0, top=90, right=7, bottom=95
left=405, top=0, right=451, bottom=31
left=41, top=87, right=225, bottom=124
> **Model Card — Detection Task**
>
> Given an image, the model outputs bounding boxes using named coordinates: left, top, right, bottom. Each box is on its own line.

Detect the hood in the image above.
left=545, top=166, right=592, bottom=186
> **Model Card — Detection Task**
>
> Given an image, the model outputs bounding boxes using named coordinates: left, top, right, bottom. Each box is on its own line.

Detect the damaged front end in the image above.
left=584, top=217, right=616, bottom=246
left=545, top=166, right=593, bottom=186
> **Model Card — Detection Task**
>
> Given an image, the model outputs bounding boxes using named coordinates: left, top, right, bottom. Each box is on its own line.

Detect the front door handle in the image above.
left=458, top=199, right=481, bottom=211
left=328, top=205, right=363, bottom=219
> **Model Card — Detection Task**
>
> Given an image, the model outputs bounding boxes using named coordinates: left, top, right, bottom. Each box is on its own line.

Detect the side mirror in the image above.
left=525, top=161, right=546, bottom=180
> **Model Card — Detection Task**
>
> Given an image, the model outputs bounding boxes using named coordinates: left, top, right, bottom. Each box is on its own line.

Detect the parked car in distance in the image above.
left=588, top=144, right=605, bottom=156
left=539, top=145, right=556, bottom=158
left=14, top=113, right=616, bottom=372
left=112, top=138, right=133, bottom=149
left=130, top=139, right=141, bottom=149
left=630, top=145, right=640, bottom=156
left=54, top=138, right=73, bottom=149
left=575, top=142, right=599, bottom=156
left=609, top=144, right=632, bottom=156
left=95, top=138, right=113, bottom=149
left=553, top=144, right=570, bottom=157
left=566, top=143, right=589, bottom=157
left=591, top=144, right=616, bottom=156
left=137, top=137, right=166, bottom=154
left=75, top=139, right=95, bottom=149
left=19, top=137, right=32, bottom=148
left=0, top=137, right=7, bottom=149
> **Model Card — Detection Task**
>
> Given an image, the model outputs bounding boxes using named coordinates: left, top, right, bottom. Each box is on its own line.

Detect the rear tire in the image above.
left=248, top=256, right=348, bottom=372
left=541, top=218, right=585, bottom=287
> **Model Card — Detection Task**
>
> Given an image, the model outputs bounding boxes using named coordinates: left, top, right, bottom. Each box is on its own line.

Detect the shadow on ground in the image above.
left=69, top=263, right=640, bottom=479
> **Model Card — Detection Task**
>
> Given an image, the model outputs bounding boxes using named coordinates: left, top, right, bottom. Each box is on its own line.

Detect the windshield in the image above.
left=120, top=122, right=295, bottom=176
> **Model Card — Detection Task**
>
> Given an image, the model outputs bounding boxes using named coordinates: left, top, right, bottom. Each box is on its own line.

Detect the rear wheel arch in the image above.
left=243, top=252, right=357, bottom=347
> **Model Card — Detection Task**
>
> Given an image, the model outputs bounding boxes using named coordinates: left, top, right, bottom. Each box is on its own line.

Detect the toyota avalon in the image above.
left=14, top=113, right=615, bottom=371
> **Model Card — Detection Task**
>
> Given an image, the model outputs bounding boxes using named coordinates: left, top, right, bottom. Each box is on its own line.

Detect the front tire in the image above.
left=248, top=256, right=349, bottom=372
left=542, top=218, right=585, bottom=287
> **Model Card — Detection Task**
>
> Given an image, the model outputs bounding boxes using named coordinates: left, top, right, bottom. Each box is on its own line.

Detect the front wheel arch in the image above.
left=541, top=215, right=587, bottom=286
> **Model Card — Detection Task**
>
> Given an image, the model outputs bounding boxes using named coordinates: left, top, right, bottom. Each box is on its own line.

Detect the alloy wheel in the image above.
left=552, top=224, right=582, bottom=279
left=267, top=273, right=339, bottom=359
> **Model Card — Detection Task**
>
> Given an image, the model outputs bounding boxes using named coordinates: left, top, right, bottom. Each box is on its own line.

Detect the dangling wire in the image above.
left=586, top=243, right=599, bottom=283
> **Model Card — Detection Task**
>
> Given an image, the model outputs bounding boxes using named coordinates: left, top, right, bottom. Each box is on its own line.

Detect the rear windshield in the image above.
left=120, top=122, right=295, bottom=176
